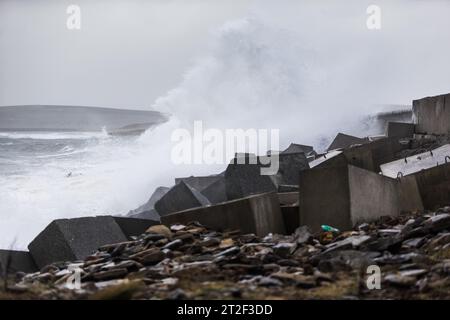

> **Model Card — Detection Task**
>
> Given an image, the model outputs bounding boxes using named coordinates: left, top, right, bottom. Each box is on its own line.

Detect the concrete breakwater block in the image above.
left=225, top=160, right=277, bottom=200
left=127, top=186, right=169, bottom=218
left=312, top=137, right=410, bottom=173
left=412, top=162, right=450, bottom=210
left=281, top=205, right=299, bottom=235
left=161, top=192, right=286, bottom=236
left=155, top=181, right=211, bottom=216
left=0, top=250, right=38, bottom=274
left=273, top=152, right=309, bottom=186
left=113, top=217, right=159, bottom=239
left=175, top=175, right=223, bottom=192
left=277, top=192, right=299, bottom=206
left=386, top=122, right=415, bottom=138
left=380, top=144, right=450, bottom=178
left=327, top=133, right=369, bottom=151
left=225, top=153, right=309, bottom=200
left=282, top=143, right=317, bottom=158
left=200, top=177, right=227, bottom=204
left=299, top=165, right=423, bottom=233
left=28, top=216, right=128, bottom=268
left=413, top=93, right=450, bottom=135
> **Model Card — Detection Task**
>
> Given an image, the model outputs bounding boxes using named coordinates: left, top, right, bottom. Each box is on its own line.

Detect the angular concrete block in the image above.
left=277, top=192, right=299, bottom=206
left=113, top=217, right=159, bottom=239
left=200, top=177, right=227, bottom=204
left=381, top=144, right=450, bottom=178
left=155, top=181, right=210, bottom=216
left=412, top=162, right=450, bottom=210
left=413, top=93, right=450, bottom=135
left=175, top=175, right=223, bottom=192
left=327, top=133, right=369, bottom=151
left=314, top=138, right=410, bottom=173
left=299, top=165, right=421, bottom=232
left=225, top=159, right=277, bottom=201
left=282, top=143, right=315, bottom=156
left=128, top=209, right=160, bottom=221
left=0, top=250, right=37, bottom=274
left=274, top=152, right=310, bottom=186
left=386, top=122, right=415, bottom=138
left=127, top=186, right=169, bottom=218
left=278, top=185, right=299, bottom=192
left=161, top=192, right=285, bottom=236
left=225, top=152, right=309, bottom=200
left=28, top=216, right=128, bottom=268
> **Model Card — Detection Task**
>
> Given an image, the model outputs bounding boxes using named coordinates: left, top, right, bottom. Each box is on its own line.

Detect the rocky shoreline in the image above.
left=2, top=92, right=450, bottom=300
left=1, top=209, right=449, bottom=300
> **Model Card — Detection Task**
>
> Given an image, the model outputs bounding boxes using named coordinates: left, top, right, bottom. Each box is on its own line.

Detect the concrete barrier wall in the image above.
left=413, top=93, right=450, bottom=135
left=161, top=192, right=285, bottom=236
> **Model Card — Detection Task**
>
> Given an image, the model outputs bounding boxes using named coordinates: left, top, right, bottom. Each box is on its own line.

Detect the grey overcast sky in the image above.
left=0, top=0, right=253, bottom=109
left=1, top=0, right=450, bottom=114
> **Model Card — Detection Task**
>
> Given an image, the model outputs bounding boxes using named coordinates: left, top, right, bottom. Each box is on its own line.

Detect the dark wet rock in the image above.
left=93, top=268, right=128, bottom=281
left=423, top=214, right=450, bottom=233
left=294, top=226, right=313, bottom=245
left=384, top=274, right=416, bottom=287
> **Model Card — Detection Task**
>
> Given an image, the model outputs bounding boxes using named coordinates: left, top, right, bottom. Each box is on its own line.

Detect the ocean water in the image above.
left=0, top=129, right=172, bottom=249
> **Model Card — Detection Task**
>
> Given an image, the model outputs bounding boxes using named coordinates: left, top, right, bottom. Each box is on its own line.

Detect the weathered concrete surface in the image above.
left=113, top=217, right=159, bottom=240
left=278, top=192, right=299, bottom=206
left=413, top=93, right=450, bottom=135
left=380, top=144, right=450, bottom=178
left=314, top=138, right=410, bottom=173
left=386, top=122, right=415, bottom=138
left=155, top=181, right=211, bottom=216
left=282, top=143, right=316, bottom=158
left=0, top=250, right=37, bottom=274
left=28, top=216, right=128, bottom=268
left=225, top=159, right=277, bottom=200
left=397, top=175, right=424, bottom=213
left=299, top=165, right=422, bottom=232
left=412, top=162, right=450, bottom=210
left=273, top=152, right=310, bottom=186
left=175, top=175, right=223, bottom=192
left=281, top=205, right=299, bottom=235
left=200, top=177, right=227, bottom=204
left=327, top=133, right=369, bottom=151
left=161, top=192, right=286, bottom=236
left=127, top=186, right=169, bottom=218
left=128, top=209, right=160, bottom=221
left=278, top=185, right=299, bottom=192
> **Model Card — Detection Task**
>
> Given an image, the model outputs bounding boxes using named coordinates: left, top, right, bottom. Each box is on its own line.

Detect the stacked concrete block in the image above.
left=0, top=250, right=37, bottom=274
left=175, top=175, right=223, bottom=192
left=155, top=181, right=211, bottom=216
left=313, top=137, right=410, bottom=173
left=299, top=165, right=423, bottom=233
left=386, top=122, right=415, bottom=138
left=113, top=217, right=159, bottom=240
left=225, top=159, right=277, bottom=201
left=161, top=192, right=285, bottom=236
left=200, top=177, right=227, bottom=204
left=413, top=93, right=450, bottom=135
left=327, top=133, right=369, bottom=151
left=28, top=216, right=128, bottom=268
left=127, top=186, right=169, bottom=219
